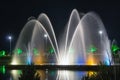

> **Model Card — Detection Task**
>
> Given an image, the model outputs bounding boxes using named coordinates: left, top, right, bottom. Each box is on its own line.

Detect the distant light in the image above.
left=99, top=30, right=103, bottom=35
left=8, top=36, right=12, bottom=40
left=44, top=34, right=47, bottom=38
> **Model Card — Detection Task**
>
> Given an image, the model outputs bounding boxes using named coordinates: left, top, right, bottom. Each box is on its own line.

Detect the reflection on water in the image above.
left=0, top=69, right=90, bottom=80
left=57, top=70, right=86, bottom=80
left=36, top=70, right=46, bottom=80
left=11, top=70, right=22, bottom=80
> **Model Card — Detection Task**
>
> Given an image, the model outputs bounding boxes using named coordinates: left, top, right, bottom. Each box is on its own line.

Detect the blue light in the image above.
left=105, top=60, right=110, bottom=65
left=27, top=57, right=32, bottom=65
left=76, top=58, right=85, bottom=65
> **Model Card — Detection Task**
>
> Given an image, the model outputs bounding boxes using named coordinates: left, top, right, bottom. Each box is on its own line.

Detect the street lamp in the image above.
left=44, top=34, right=48, bottom=57
left=8, top=35, right=12, bottom=55
left=44, top=34, right=47, bottom=38
left=44, top=34, right=48, bottom=48
left=98, top=30, right=103, bottom=35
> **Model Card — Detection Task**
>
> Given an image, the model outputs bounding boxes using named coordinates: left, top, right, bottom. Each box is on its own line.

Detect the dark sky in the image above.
left=0, top=0, right=120, bottom=51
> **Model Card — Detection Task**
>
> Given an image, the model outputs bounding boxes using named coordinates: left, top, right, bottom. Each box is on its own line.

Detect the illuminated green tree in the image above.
left=0, top=65, right=5, bottom=74
left=90, top=47, right=97, bottom=53
left=111, top=44, right=119, bottom=54
left=88, top=46, right=97, bottom=53
left=33, top=48, right=39, bottom=56
left=14, top=48, right=23, bottom=55
left=0, top=50, right=6, bottom=56
left=49, top=48, right=54, bottom=54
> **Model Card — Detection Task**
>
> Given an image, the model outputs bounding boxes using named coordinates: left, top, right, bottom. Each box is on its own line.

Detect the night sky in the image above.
left=0, top=0, right=120, bottom=51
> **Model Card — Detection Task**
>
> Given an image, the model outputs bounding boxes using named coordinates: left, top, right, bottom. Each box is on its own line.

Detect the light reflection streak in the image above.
left=57, top=70, right=69, bottom=80
left=11, top=70, right=21, bottom=80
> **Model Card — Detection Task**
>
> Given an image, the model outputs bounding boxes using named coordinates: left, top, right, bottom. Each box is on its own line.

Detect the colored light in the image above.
left=0, top=50, right=6, bottom=56
left=18, top=70, right=22, bottom=75
left=111, top=45, right=119, bottom=53
left=17, top=48, right=22, bottom=54
left=14, top=48, right=23, bottom=55
left=11, top=59, right=19, bottom=65
left=90, top=47, right=97, bottom=53
left=27, top=57, right=32, bottom=65
left=87, top=71, right=97, bottom=77
left=104, top=60, right=110, bottom=65
left=0, top=65, right=6, bottom=74
left=87, top=54, right=96, bottom=65
left=88, top=46, right=97, bottom=53
left=33, top=48, right=39, bottom=55
left=49, top=48, right=54, bottom=54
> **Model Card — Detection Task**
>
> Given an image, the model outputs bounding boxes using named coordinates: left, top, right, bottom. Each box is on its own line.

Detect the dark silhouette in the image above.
left=18, top=66, right=40, bottom=80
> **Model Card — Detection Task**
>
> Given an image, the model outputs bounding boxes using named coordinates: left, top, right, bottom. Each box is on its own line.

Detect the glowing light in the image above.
left=18, top=70, right=22, bottom=75
left=44, top=34, right=47, bottom=38
left=33, top=48, right=39, bottom=55
left=57, top=70, right=70, bottom=80
left=60, top=60, right=69, bottom=65
left=8, top=36, right=12, bottom=40
left=0, top=65, right=6, bottom=74
left=14, top=48, right=23, bottom=55
left=99, top=30, right=103, bottom=34
left=11, top=59, right=19, bottom=65
left=33, top=53, right=45, bottom=65
left=87, top=71, right=97, bottom=77
left=11, top=70, right=21, bottom=80
left=0, top=50, right=6, bottom=56
left=58, top=56, right=70, bottom=65
left=8, top=35, right=12, bottom=54
left=87, top=54, right=97, bottom=65
left=11, top=9, right=112, bottom=68
left=90, top=47, right=97, bottom=53
left=111, top=44, right=119, bottom=54
left=88, top=46, right=97, bottom=53
left=27, top=56, right=32, bottom=65
left=49, top=48, right=54, bottom=54
left=104, top=60, right=110, bottom=65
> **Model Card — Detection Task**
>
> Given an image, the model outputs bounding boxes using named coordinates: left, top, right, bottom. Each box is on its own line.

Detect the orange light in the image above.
left=87, top=71, right=97, bottom=77
left=33, top=51, right=46, bottom=65
left=86, top=53, right=96, bottom=65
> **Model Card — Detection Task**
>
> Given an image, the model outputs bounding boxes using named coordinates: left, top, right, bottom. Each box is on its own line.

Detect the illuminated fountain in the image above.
left=11, top=9, right=112, bottom=65
left=9, top=9, right=113, bottom=80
